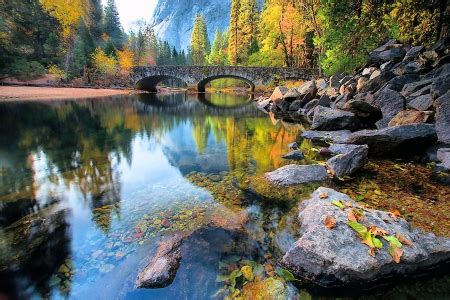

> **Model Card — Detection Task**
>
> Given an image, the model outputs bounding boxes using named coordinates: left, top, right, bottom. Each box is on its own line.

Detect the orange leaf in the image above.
left=391, top=246, right=403, bottom=263
left=388, top=208, right=401, bottom=221
left=319, top=192, right=329, bottom=199
left=368, top=247, right=376, bottom=257
left=324, top=215, right=336, bottom=229
left=368, top=225, right=388, bottom=236
left=344, top=201, right=353, bottom=208
left=348, top=210, right=357, bottom=222
left=395, top=233, right=412, bottom=246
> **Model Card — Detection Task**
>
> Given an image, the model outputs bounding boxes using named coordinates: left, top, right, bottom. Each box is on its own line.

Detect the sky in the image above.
left=102, top=0, right=158, bottom=32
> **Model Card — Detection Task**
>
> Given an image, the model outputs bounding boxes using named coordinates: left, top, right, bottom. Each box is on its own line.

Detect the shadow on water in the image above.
left=0, top=93, right=448, bottom=299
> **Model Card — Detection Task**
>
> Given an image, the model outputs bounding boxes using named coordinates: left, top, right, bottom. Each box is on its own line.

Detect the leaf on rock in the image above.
left=347, top=220, right=367, bottom=238
left=319, top=192, right=329, bottom=199
left=389, top=243, right=403, bottom=263
left=324, top=215, right=336, bottom=229
left=384, top=235, right=402, bottom=248
left=348, top=208, right=364, bottom=222
left=368, top=247, right=376, bottom=257
left=395, top=233, right=412, bottom=246
left=331, top=200, right=345, bottom=209
left=368, top=225, right=388, bottom=236
left=372, top=237, right=383, bottom=249
left=388, top=208, right=401, bottom=221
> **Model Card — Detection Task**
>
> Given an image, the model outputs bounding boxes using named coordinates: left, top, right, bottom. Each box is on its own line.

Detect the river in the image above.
left=0, top=93, right=448, bottom=299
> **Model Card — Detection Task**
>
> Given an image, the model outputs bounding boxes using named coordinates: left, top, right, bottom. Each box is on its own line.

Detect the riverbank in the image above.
left=0, top=86, right=133, bottom=101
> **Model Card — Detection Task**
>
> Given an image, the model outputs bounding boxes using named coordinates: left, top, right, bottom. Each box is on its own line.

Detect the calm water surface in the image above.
left=0, top=93, right=448, bottom=299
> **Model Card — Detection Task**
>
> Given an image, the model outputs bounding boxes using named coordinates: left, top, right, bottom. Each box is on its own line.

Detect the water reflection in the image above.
left=0, top=93, right=301, bottom=299
left=0, top=93, right=447, bottom=299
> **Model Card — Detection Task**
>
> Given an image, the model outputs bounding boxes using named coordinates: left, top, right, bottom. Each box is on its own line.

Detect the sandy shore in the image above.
left=0, top=86, right=132, bottom=101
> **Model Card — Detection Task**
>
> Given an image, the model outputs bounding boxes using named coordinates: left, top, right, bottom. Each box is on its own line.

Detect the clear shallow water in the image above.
left=0, top=93, right=448, bottom=299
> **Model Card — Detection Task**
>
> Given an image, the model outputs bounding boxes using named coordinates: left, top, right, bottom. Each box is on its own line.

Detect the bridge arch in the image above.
left=197, top=75, right=255, bottom=93
left=136, top=75, right=187, bottom=93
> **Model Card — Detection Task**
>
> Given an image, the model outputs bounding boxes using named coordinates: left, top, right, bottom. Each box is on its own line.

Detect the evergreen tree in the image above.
left=208, top=29, right=229, bottom=65
left=87, top=0, right=103, bottom=41
left=103, top=0, right=124, bottom=48
left=237, top=0, right=259, bottom=64
left=228, top=0, right=241, bottom=65
left=190, top=13, right=210, bottom=65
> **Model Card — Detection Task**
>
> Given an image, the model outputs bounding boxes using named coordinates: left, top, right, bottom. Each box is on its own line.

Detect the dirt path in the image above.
left=0, top=86, right=133, bottom=101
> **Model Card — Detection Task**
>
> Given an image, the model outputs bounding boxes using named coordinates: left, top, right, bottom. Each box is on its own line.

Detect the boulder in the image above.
left=373, top=88, right=406, bottom=128
left=361, top=67, right=377, bottom=76
left=256, top=97, right=271, bottom=112
left=297, top=80, right=318, bottom=106
left=316, top=78, right=328, bottom=91
left=330, top=74, right=345, bottom=88
left=437, top=148, right=450, bottom=170
left=275, top=100, right=291, bottom=112
left=407, top=94, right=434, bottom=111
left=282, top=150, right=305, bottom=160
left=434, top=91, right=450, bottom=144
left=326, top=144, right=368, bottom=177
left=369, top=47, right=405, bottom=64
left=270, top=86, right=289, bottom=103
left=403, top=45, right=425, bottom=61
left=288, top=100, right=303, bottom=111
left=359, top=71, right=396, bottom=93
left=384, top=74, right=420, bottom=92
left=380, top=61, right=395, bottom=72
left=283, top=88, right=300, bottom=100
left=342, top=124, right=437, bottom=156
left=431, top=73, right=450, bottom=99
left=392, top=61, right=428, bottom=76
left=136, top=234, right=184, bottom=288
left=288, top=142, right=299, bottom=150
left=317, top=94, right=332, bottom=107
left=265, top=164, right=328, bottom=186
left=369, top=70, right=381, bottom=80
left=388, top=110, right=433, bottom=127
left=311, top=106, right=361, bottom=131
left=301, top=130, right=352, bottom=144
left=281, top=187, right=450, bottom=288
left=356, top=77, right=369, bottom=92
left=342, top=99, right=382, bottom=125
left=333, top=93, right=354, bottom=110
left=401, top=79, right=433, bottom=97
left=303, top=99, right=319, bottom=114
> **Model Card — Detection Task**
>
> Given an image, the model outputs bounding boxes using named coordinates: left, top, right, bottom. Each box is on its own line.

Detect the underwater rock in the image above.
left=242, top=277, right=286, bottom=299
left=326, top=144, right=369, bottom=177
left=136, top=234, right=183, bottom=289
left=209, top=206, right=248, bottom=230
left=281, top=187, right=450, bottom=288
left=282, top=150, right=305, bottom=160
left=265, top=164, right=328, bottom=186
left=301, top=130, right=352, bottom=144
left=342, top=124, right=437, bottom=156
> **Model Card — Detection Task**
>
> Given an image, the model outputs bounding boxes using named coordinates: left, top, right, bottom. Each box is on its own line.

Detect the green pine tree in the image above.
left=190, top=13, right=210, bottom=65
left=103, top=0, right=124, bottom=48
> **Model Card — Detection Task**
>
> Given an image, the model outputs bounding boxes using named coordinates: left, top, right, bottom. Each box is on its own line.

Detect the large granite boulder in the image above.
left=407, top=94, right=433, bottom=111
left=342, top=99, right=382, bottom=125
left=311, top=106, right=361, bottom=131
left=359, top=71, right=396, bottom=93
left=265, top=164, right=328, bottom=186
left=401, top=79, right=433, bottom=97
left=326, top=144, right=369, bottom=177
left=301, top=130, right=352, bottom=144
left=281, top=187, right=450, bottom=288
left=270, top=86, right=289, bottom=103
left=431, top=73, right=450, bottom=99
left=136, top=234, right=184, bottom=288
left=342, top=124, right=437, bottom=156
left=373, top=88, right=406, bottom=128
left=369, top=45, right=406, bottom=64
left=434, top=91, right=450, bottom=144
left=297, top=80, right=318, bottom=106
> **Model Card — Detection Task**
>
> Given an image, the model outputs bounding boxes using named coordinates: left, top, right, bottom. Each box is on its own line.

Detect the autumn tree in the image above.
left=190, top=14, right=210, bottom=65
left=117, top=47, right=134, bottom=74
left=228, top=0, right=241, bottom=65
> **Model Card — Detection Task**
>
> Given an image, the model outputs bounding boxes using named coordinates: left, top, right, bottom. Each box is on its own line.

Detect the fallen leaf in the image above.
left=368, top=225, right=388, bottom=236
left=344, top=201, right=353, bottom=208
left=275, top=266, right=298, bottom=281
left=389, top=243, right=403, bottom=263
left=348, top=208, right=364, bottom=221
left=331, top=200, right=345, bottom=209
left=395, top=233, right=412, bottom=246
left=388, top=208, right=401, bottom=221
left=348, top=210, right=357, bottom=222
left=368, top=247, right=376, bottom=257
left=324, top=216, right=336, bottom=229
left=241, top=265, right=254, bottom=281
left=348, top=220, right=367, bottom=238
left=372, top=237, right=383, bottom=249
left=383, top=235, right=402, bottom=248
left=319, top=192, right=329, bottom=199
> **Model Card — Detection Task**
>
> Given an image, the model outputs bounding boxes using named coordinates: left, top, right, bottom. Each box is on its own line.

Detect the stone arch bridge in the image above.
left=132, top=66, right=319, bottom=92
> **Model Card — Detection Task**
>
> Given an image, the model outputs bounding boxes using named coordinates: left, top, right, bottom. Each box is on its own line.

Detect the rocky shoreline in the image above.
left=256, top=38, right=450, bottom=288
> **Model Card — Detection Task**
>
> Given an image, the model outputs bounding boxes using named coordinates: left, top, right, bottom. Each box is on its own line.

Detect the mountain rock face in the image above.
left=151, top=0, right=232, bottom=50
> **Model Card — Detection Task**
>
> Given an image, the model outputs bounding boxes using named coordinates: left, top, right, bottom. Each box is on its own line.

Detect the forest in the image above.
left=0, top=0, right=447, bottom=84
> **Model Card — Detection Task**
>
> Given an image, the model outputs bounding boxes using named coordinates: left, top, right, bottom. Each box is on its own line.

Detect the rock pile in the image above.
left=256, top=38, right=449, bottom=160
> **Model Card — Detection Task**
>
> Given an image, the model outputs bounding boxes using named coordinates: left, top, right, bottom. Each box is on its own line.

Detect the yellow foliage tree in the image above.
left=117, top=47, right=134, bottom=74
left=91, top=48, right=118, bottom=77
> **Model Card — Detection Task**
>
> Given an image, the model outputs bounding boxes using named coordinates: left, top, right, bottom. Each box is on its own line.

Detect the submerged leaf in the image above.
left=275, top=266, right=297, bottom=281
left=324, top=215, right=336, bottom=229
